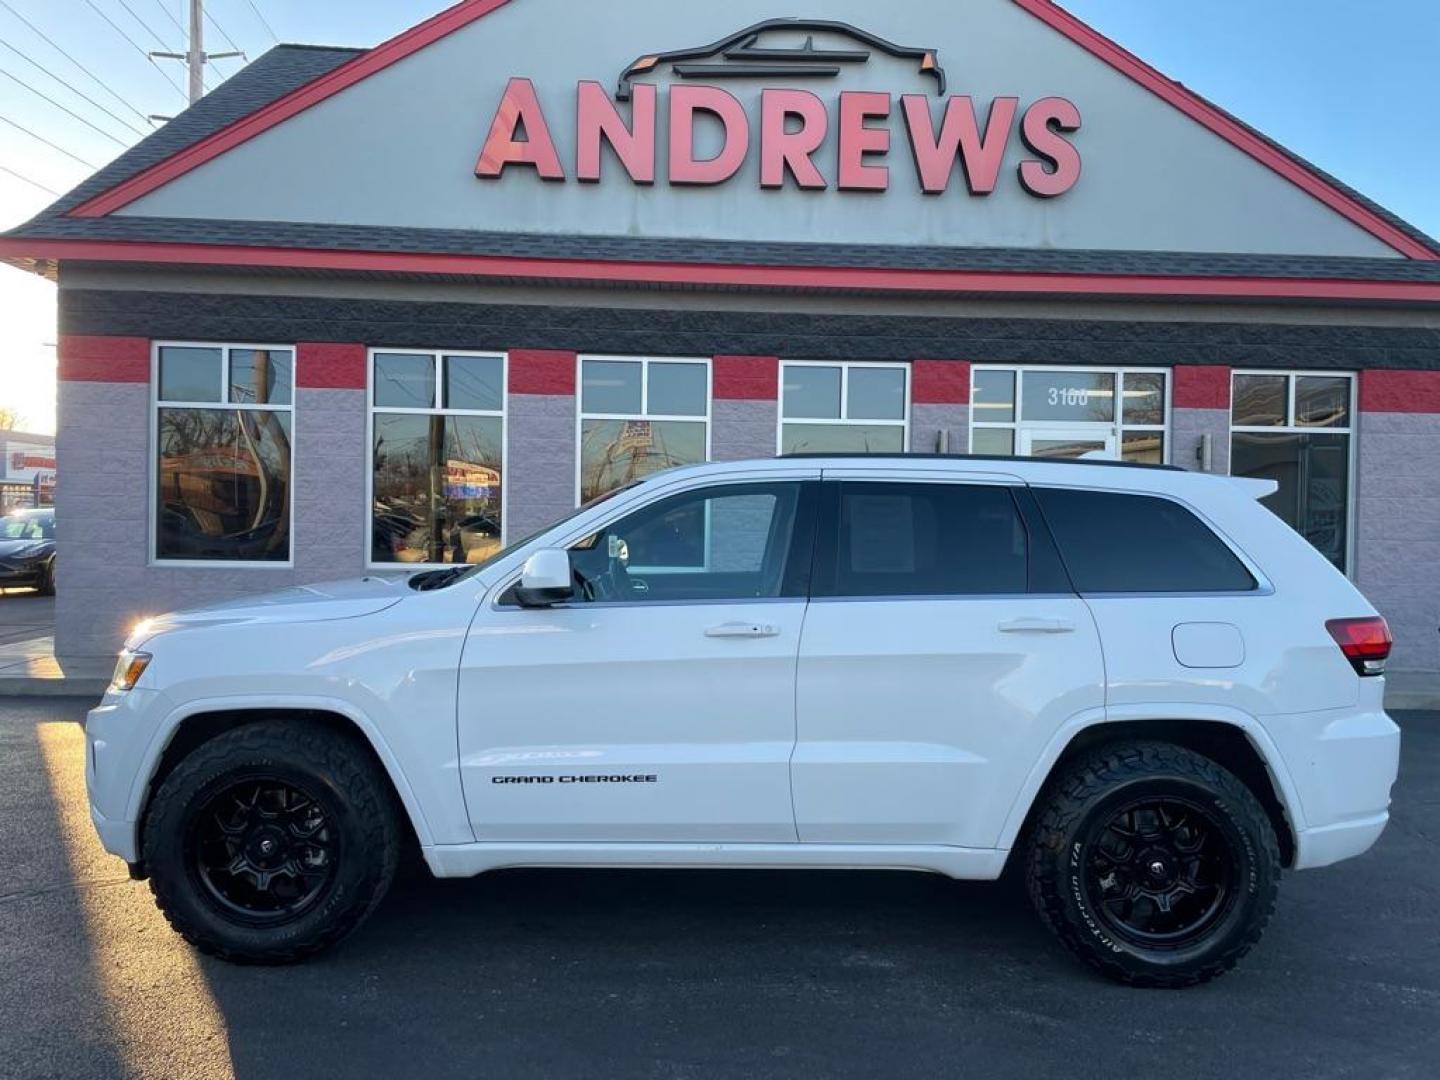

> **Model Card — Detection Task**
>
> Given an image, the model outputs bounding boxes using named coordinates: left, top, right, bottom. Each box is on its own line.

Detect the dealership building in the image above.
left=1, top=0, right=1437, bottom=698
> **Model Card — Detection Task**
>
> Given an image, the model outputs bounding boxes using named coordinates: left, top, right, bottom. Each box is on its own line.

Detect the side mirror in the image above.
left=514, top=549, right=574, bottom=608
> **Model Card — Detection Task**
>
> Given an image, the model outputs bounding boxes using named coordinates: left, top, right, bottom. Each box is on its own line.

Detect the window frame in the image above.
left=366, top=348, right=510, bottom=572
left=1228, top=369, right=1357, bottom=577
left=777, top=360, right=911, bottom=456
left=968, top=364, right=1171, bottom=464
left=149, top=340, right=297, bottom=569
left=575, top=354, right=713, bottom=506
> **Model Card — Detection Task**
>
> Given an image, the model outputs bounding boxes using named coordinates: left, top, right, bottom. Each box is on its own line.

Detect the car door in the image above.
left=792, top=470, right=1106, bottom=849
left=458, top=475, right=820, bottom=843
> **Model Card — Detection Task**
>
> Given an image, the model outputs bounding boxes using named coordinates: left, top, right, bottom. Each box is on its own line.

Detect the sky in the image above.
left=1, top=0, right=1438, bottom=435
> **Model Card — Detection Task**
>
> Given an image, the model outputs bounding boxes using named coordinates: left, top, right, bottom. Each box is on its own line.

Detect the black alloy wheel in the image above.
left=143, top=720, right=401, bottom=964
left=1081, top=796, right=1238, bottom=949
left=187, top=777, right=339, bottom=925
left=1026, top=741, right=1280, bottom=988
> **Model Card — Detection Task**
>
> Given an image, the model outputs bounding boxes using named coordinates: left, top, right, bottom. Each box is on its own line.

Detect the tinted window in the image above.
left=1035, top=488, right=1256, bottom=593
left=567, top=482, right=813, bottom=603
left=823, top=482, right=1028, bottom=597
left=1231, top=432, right=1348, bottom=570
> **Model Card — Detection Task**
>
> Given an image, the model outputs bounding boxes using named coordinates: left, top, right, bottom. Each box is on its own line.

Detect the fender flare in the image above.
left=992, top=701, right=1307, bottom=853
left=123, top=693, right=438, bottom=848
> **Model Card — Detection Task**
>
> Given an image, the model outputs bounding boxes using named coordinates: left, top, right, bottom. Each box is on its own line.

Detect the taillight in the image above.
left=1326, top=617, right=1393, bottom=677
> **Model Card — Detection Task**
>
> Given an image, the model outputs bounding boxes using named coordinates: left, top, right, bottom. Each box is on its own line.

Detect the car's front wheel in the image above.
left=141, top=720, right=401, bottom=963
left=1026, top=740, right=1280, bottom=988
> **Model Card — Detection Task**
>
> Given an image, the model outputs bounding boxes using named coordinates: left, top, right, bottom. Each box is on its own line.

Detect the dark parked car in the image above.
left=0, top=508, right=55, bottom=594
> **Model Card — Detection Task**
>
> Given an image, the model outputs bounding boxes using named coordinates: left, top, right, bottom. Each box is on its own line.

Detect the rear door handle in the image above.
left=998, top=617, right=1076, bottom=634
left=705, top=622, right=781, bottom=639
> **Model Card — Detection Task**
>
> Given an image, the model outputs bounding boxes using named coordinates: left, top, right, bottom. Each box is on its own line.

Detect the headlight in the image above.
left=111, top=651, right=152, bottom=692
left=11, top=544, right=45, bottom=560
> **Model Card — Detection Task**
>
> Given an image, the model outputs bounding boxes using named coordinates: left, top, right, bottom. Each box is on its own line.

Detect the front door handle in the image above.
left=998, top=617, right=1076, bottom=634
left=705, top=622, right=781, bottom=639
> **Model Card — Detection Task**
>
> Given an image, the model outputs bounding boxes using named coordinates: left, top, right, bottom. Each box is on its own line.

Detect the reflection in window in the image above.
left=780, top=362, right=908, bottom=455
left=371, top=352, right=506, bottom=566
left=579, top=357, right=710, bottom=503
left=1230, top=372, right=1353, bottom=571
left=154, top=344, right=294, bottom=562
left=970, top=367, right=1168, bottom=463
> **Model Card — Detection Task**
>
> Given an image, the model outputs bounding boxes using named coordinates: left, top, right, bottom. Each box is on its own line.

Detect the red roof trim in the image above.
left=69, top=0, right=515, bottom=218
left=6, top=237, right=1440, bottom=302
left=1010, top=0, right=1437, bottom=261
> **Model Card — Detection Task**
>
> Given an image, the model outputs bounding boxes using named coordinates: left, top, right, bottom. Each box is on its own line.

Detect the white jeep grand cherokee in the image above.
left=87, top=456, right=1400, bottom=987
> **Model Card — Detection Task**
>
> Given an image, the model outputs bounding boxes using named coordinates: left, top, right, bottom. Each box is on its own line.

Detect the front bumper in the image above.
left=85, top=688, right=167, bottom=864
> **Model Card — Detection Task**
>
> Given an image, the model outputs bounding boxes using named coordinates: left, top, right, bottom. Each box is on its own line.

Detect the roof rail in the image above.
left=780, top=453, right=1185, bottom=472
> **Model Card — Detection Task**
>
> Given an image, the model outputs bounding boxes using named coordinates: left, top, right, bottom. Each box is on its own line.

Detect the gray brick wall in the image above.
left=712, top=399, right=778, bottom=461
left=911, top=403, right=969, bottom=454
left=1355, top=410, right=1440, bottom=679
left=1171, top=407, right=1231, bottom=474
left=506, top=393, right=577, bottom=538
left=55, top=382, right=374, bottom=660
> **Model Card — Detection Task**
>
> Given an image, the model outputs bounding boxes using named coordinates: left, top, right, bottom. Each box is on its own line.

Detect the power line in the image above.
left=79, top=0, right=189, bottom=102
left=0, top=66, right=130, bottom=146
left=0, top=163, right=61, bottom=196
left=113, top=0, right=181, bottom=51
left=150, top=0, right=186, bottom=42
left=0, top=113, right=97, bottom=169
left=0, top=38, right=147, bottom=138
left=0, top=0, right=154, bottom=126
left=204, top=8, right=245, bottom=57
left=241, top=0, right=278, bottom=44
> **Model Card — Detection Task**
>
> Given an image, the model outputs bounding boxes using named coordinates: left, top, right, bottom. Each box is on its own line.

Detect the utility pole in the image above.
left=151, top=0, right=244, bottom=107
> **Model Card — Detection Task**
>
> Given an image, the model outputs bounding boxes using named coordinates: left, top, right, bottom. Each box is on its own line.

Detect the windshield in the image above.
left=412, top=483, right=642, bottom=590
left=0, top=515, right=51, bottom=540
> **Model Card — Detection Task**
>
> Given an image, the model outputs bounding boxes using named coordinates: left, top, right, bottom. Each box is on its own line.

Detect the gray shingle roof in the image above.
left=6, top=42, right=1440, bottom=287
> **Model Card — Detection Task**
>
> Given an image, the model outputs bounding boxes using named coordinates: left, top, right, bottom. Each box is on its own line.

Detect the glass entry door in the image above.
left=1018, top=429, right=1118, bottom=460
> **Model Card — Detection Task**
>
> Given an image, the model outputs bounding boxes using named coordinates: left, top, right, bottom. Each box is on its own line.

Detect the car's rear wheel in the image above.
left=1026, top=740, right=1279, bottom=988
left=142, top=720, right=401, bottom=963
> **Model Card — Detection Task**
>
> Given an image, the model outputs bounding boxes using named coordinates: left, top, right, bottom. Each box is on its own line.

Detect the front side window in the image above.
left=154, top=343, right=294, bottom=563
left=566, top=482, right=814, bottom=603
left=371, top=351, right=506, bottom=566
left=817, top=481, right=1029, bottom=597
left=579, top=356, right=710, bottom=504
left=780, top=362, right=908, bottom=455
left=1230, top=372, right=1353, bottom=572
left=1034, top=488, right=1257, bottom=594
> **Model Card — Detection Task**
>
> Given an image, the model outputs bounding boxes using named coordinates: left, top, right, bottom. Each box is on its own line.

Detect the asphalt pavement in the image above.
left=0, top=589, right=53, bottom=647
left=2, top=698, right=1437, bottom=1080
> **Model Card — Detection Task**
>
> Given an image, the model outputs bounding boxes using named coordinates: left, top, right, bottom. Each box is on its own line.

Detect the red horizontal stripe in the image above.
left=713, top=355, right=778, bottom=400
left=297, top=342, right=366, bottom=389
left=912, top=360, right=971, bottom=405
left=1172, top=365, right=1231, bottom=410
left=509, top=349, right=575, bottom=395
left=7, top=238, right=1440, bottom=302
left=58, top=334, right=149, bottom=383
left=1359, top=370, right=1440, bottom=413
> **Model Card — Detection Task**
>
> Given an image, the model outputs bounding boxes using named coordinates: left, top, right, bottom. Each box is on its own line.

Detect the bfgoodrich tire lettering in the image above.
left=1026, top=741, right=1280, bottom=988
left=141, top=720, right=401, bottom=964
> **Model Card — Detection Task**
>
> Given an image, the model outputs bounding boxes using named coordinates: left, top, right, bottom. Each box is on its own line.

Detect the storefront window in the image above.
left=779, top=362, right=908, bottom=455
left=579, top=356, right=710, bottom=504
left=371, top=351, right=506, bottom=566
left=154, top=343, right=294, bottom=563
left=1230, top=372, right=1354, bottom=572
left=969, top=366, right=1168, bottom=463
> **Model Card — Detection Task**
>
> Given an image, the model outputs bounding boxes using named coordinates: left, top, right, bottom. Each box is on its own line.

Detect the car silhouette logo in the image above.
left=616, top=18, right=946, bottom=101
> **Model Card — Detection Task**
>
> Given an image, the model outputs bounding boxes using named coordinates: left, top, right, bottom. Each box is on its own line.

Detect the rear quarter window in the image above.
left=1034, top=488, right=1257, bottom=594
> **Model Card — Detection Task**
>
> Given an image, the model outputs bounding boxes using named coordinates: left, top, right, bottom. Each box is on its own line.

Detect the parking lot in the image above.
left=0, top=587, right=53, bottom=647
left=2, top=698, right=1436, bottom=1080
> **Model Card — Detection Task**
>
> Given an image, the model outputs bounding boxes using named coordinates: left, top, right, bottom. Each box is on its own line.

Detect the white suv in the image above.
left=86, top=456, right=1400, bottom=987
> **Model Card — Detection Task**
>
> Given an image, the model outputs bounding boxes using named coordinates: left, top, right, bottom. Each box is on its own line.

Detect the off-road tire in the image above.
left=1026, top=740, right=1280, bottom=988
left=142, top=720, right=402, bottom=964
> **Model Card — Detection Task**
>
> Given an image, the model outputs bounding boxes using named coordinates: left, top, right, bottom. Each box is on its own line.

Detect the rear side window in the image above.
left=1034, top=488, right=1256, bottom=594
left=821, top=482, right=1029, bottom=597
